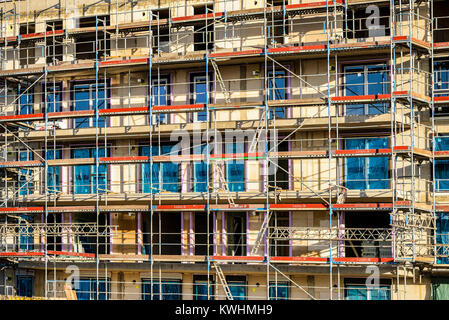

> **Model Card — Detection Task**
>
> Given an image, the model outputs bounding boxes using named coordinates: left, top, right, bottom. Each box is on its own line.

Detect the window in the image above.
left=75, top=213, right=110, bottom=254
left=46, top=20, right=63, bottom=64
left=151, top=75, right=170, bottom=124
left=72, top=147, right=108, bottom=194
left=140, top=144, right=179, bottom=193
left=142, top=279, right=181, bottom=300
left=227, top=212, right=247, bottom=256
left=18, top=214, right=33, bottom=251
left=193, top=5, right=214, bottom=51
left=270, top=1, right=289, bottom=45
left=141, top=212, right=181, bottom=255
left=226, top=142, right=245, bottom=192
left=267, top=70, right=287, bottom=119
left=435, top=136, right=449, bottom=191
left=18, top=150, right=34, bottom=195
left=269, top=212, right=289, bottom=257
left=193, top=275, right=214, bottom=300
left=434, top=61, right=449, bottom=116
left=46, top=149, right=61, bottom=194
left=190, top=73, right=212, bottom=122
left=344, top=279, right=391, bottom=300
left=152, top=9, right=170, bottom=53
left=345, top=285, right=390, bottom=300
left=268, top=140, right=289, bottom=190
left=193, top=144, right=209, bottom=192
left=433, top=2, right=449, bottom=43
left=344, top=211, right=391, bottom=258
left=75, top=278, right=110, bottom=300
left=46, top=213, right=62, bottom=251
left=436, top=212, right=449, bottom=264
left=269, top=281, right=289, bottom=300
left=343, top=64, right=388, bottom=116
left=194, top=212, right=213, bottom=256
left=226, top=276, right=246, bottom=300
left=345, top=5, right=390, bottom=39
left=345, top=138, right=389, bottom=190
left=16, top=275, right=33, bottom=297
left=19, top=23, right=35, bottom=66
left=17, top=85, right=34, bottom=115
left=75, top=16, right=110, bottom=60
left=71, top=81, right=109, bottom=128
left=43, top=82, right=62, bottom=113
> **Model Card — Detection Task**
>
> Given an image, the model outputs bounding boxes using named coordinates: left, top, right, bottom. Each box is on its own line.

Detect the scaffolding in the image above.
left=0, top=0, right=446, bottom=300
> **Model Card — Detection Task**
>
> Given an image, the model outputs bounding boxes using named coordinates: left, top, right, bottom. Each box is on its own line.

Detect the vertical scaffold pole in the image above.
left=95, top=14, right=100, bottom=300
left=326, top=0, right=333, bottom=301
left=205, top=2, right=211, bottom=300
left=148, top=8, right=154, bottom=300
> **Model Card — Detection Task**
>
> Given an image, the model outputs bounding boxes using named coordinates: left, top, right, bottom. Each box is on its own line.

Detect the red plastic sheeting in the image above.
left=268, top=45, right=326, bottom=53
left=21, top=29, right=64, bottom=39
left=331, top=94, right=391, bottom=102
left=211, top=256, right=264, bottom=261
left=285, top=0, right=344, bottom=10
left=100, top=58, right=148, bottom=67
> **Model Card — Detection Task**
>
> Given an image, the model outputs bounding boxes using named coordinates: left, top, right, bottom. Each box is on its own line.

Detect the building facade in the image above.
left=0, top=0, right=448, bottom=300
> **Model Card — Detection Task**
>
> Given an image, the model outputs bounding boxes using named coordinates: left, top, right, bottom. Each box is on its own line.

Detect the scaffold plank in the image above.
left=211, top=256, right=265, bottom=262
left=267, top=45, right=326, bottom=54
left=209, top=50, right=263, bottom=58
left=99, top=58, right=148, bottom=67
left=20, top=29, right=64, bottom=40
left=171, top=12, right=224, bottom=22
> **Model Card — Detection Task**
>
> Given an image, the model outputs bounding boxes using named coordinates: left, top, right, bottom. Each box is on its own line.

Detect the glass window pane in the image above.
left=228, top=282, right=246, bottom=300
left=269, top=282, right=289, bottom=300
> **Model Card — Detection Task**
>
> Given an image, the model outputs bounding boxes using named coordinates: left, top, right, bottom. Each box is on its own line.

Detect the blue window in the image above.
left=435, top=61, right=449, bottom=96
left=16, top=276, right=33, bottom=297
left=46, top=149, right=61, bottom=194
left=345, top=285, right=390, bottom=300
left=75, top=278, right=110, bottom=300
left=226, top=142, right=244, bottom=192
left=435, top=136, right=449, bottom=191
left=190, top=73, right=212, bottom=122
left=344, top=64, right=388, bottom=115
left=269, top=281, right=289, bottom=300
left=345, top=138, right=389, bottom=190
left=193, top=280, right=214, bottom=300
left=18, top=214, right=33, bottom=251
left=140, top=144, right=179, bottom=193
left=228, top=281, right=246, bottom=300
left=17, top=85, right=33, bottom=115
left=142, top=279, right=181, bottom=300
left=435, top=61, right=449, bottom=116
left=43, top=83, right=62, bottom=113
left=72, top=147, right=108, bottom=194
left=152, top=76, right=169, bottom=124
left=194, top=144, right=209, bottom=192
left=268, top=70, right=287, bottom=119
left=436, top=212, right=449, bottom=264
left=18, top=150, right=34, bottom=195
left=72, top=82, right=108, bottom=128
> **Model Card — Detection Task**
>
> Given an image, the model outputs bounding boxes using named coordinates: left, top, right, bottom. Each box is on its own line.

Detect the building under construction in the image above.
left=0, top=0, right=449, bottom=300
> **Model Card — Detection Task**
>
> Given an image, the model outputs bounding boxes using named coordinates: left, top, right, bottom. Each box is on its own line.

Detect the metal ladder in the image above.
left=210, top=59, right=231, bottom=104
left=215, top=164, right=235, bottom=206
left=250, top=210, right=272, bottom=255
left=248, top=109, right=266, bottom=153
left=213, top=261, right=233, bottom=300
